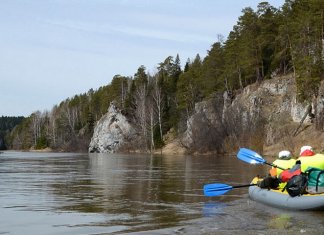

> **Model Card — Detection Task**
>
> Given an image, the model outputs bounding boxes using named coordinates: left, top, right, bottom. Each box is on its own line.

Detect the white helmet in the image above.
left=278, top=150, right=291, bottom=160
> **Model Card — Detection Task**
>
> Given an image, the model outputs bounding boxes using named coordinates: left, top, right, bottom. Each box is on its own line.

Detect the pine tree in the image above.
left=201, top=42, right=225, bottom=96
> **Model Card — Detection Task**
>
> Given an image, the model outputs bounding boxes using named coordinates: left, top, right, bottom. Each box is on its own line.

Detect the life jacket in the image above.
left=280, top=161, right=308, bottom=197
left=298, top=154, right=324, bottom=172
left=279, top=162, right=301, bottom=183
left=269, top=159, right=296, bottom=177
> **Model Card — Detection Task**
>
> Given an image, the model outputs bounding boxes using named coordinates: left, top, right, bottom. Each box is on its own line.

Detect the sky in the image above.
left=0, top=0, right=285, bottom=117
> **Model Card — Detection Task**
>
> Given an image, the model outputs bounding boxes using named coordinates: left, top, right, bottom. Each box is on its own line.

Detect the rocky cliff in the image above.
left=88, top=103, right=136, bottom=153
left=90, top=75, right=324, bottom=156
left=177, top=74, right=324, bottom=156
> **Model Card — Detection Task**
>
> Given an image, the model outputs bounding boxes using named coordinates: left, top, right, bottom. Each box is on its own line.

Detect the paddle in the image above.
left=203, top=183, right=257, bottom=196
left=237, top=148, right=286, bottom=170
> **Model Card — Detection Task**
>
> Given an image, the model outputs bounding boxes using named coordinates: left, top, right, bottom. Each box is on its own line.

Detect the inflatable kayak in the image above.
left=249, top=177, right=324, bottom=210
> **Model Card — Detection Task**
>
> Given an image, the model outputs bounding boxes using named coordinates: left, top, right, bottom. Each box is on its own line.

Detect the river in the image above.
left=0, top=151, right=323, bottom=234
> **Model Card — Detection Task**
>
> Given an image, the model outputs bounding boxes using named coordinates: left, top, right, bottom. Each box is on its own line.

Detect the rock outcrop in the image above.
left=91, top=75, right=324, bottom=155
left=226, top=75, right=310, bottom=145
left=88, top=103, right=136, bottom=153
left=181, top=74, right=324, bottom=155
left=181, top=93, right=225, bottom=153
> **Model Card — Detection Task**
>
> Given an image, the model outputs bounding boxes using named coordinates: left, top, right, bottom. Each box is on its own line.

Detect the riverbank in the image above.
left=29, top=147, right=53, bottom=152
left=15, top=123, right=324, bottom=159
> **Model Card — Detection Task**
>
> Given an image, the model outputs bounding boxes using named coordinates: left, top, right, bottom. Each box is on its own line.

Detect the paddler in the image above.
left=269, top=150, right=296, bottom=189
left=298, top=145, right=324, bottom=171
left=270, top=150, right=296, bottom=176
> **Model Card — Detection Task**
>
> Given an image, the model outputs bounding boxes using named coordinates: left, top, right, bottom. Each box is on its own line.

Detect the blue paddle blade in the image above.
left=237, top=148, right=266, bottom=165
left=203, top=183, right=233, bottom=196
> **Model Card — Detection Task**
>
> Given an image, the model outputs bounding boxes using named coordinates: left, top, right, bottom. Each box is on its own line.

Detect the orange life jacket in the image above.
left=279, top=163, right=301, bottom=182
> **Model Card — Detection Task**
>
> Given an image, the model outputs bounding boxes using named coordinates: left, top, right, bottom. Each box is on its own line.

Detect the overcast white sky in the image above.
left=0, top=0, right=285, bottom=117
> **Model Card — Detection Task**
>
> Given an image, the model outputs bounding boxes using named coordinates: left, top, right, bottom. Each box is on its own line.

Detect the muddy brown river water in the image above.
left=0, top=151, right=323, bottom=234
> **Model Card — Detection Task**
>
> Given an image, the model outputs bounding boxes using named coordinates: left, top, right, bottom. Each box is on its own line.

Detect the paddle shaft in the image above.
left=231, top=183, right=257, bottom=189
left=266, top=162, right=286, bottom=171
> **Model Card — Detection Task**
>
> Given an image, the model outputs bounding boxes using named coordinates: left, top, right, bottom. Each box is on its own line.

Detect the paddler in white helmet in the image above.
left=269, top=150, right=296, bottom=188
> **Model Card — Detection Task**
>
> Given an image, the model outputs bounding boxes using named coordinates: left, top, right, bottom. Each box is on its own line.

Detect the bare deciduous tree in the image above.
left=134, top=83, right=149, bottom=150
left=31, top=111, right=42, bottom=146
left=152, top=76, right=164, bottom=144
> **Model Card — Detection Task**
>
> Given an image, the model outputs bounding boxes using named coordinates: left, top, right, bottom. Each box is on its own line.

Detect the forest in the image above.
left=0, top=116, right=25, bottom=150
left=5, top=0, right=324, bottom=153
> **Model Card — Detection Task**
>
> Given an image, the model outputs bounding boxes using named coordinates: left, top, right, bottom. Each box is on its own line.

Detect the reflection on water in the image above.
left=202, top=202, right=227, bottom=217
left=268, top=214, right=292, bottom=229
left=0, top=151, right=323, bottom=234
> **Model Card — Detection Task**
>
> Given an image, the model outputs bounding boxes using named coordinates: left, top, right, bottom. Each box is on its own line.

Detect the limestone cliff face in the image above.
left=180, top=75, right=324, bottom=155
left=181, top=93, right=225, bottom=153
left=88, top=103, right=136, bottom=153
left=227, top=75, right=313, bottom=146
left=90, top=76, right=324, bottom=155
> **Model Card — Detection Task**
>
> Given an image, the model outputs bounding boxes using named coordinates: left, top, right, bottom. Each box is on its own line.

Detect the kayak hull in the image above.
left=249, top=178, right=324, bottom=210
